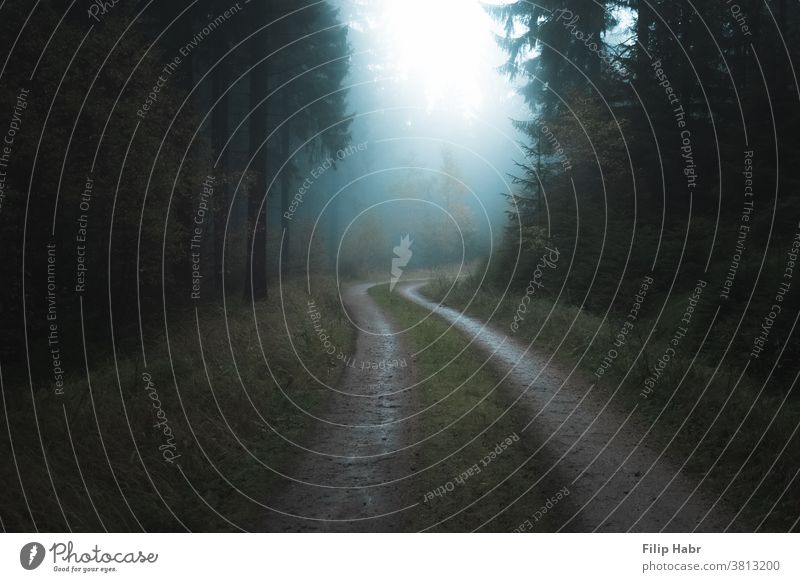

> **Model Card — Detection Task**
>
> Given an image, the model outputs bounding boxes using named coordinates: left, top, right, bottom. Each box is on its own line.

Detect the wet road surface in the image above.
left=400, top=282, right=733, bottom=532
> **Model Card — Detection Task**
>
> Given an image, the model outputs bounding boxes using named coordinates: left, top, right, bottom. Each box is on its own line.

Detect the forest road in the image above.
left=399, top=282, right=736, bottom=532
left=264, top=282, right=422, bottom=532
left=265, top=280, right=735, bottom=532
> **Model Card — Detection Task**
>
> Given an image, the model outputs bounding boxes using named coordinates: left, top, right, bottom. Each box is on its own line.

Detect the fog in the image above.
left=300, top=0, right=530, bottom=276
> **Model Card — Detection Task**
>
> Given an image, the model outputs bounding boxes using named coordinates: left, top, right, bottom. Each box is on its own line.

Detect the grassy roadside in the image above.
left=0, top=277, right=353, bottom=532
left=423, top=275, right=800, bottom=532
left=369, top=283, right=565, bottom=532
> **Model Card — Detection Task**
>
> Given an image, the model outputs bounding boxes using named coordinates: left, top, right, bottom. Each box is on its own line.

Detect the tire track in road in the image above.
left=400, top=282, right=733, bottom=532
left=264, top=283, right=421, bottom=532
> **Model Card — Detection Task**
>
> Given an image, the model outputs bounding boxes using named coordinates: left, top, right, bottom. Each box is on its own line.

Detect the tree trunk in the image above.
left=280, top=91, right=292, bottom=276
left=245, top=56, right=269, bottom=300
left=635, top=0, right=652, bottom=82
left=211, top=31, right=229, bottom=300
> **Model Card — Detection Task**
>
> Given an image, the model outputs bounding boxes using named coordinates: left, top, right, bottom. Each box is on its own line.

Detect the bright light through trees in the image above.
left=352, top=0, right=509, bottom=118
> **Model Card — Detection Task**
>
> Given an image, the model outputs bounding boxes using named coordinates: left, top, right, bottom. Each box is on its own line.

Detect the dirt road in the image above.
left=399, top=282, right=734, bottom=532
left=264, top=283, right=421, bottom=531
left=265, top=281, right=733, bottom=532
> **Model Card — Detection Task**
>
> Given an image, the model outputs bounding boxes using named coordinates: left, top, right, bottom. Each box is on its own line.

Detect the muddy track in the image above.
left=400, top=282, right=735, bottom=532
left=265, top=281, right=734, bottom=532
left=264, top=283, right=421, bottom=532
